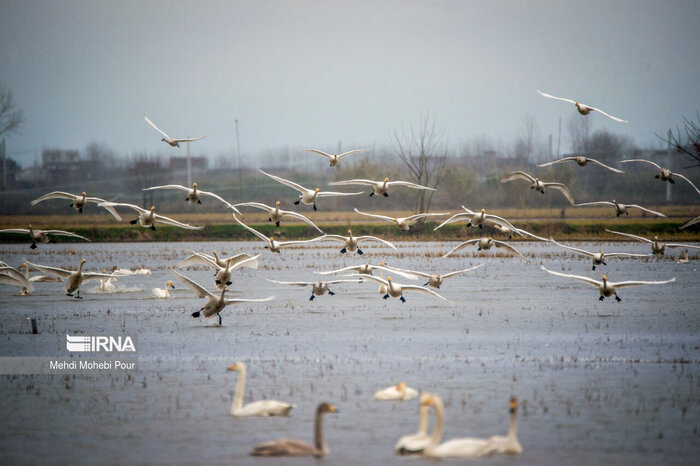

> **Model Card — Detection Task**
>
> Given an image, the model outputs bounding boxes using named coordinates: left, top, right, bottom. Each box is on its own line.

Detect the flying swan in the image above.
left=605, top=229, right=700, bottom=255
left=98, top=202, right=204, bottom=230
left=353, top=208, right=448, bottom=231
left=144, top=116, right=206, bottom=147
left=266, top=278, right=360, bottom=300
left=302, top=147, right=368, bottom=167
left=234, top=201, right=323, bottom=232
left=31, top=191, right=123, bottom=220
left=620, top=159, right=700, bottom=195
left=329, top=177, right=435, bottom=197
left=574, top=200, right=666, bottom=218
left=25, top=259, right=115, bottom=299
left=259, top=170, right=362, bottom=211
left=549, top=237, right=651, bottom=270
left=142, top=183, right=242, bottom=213
left=501, top=171, right=575, bottom=204
left=442, top=237, right=529, bottom=261
left=322, top=229, right=397, bottom=254
left=537, top=156, right=623, bottom=173
left=233, top=215, right=326, bottom=253
left=0, top=225, right=90, bottom=249
left=537, top=90, right=628, bottom=123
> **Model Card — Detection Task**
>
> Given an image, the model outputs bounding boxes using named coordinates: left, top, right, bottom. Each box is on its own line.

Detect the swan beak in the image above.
left=347, top=229, right=352, bottom=234
left=509, top=397, right=517, bottom=413
left=82, top=192, right=86, bottom=196
left=315, top=188, right=320, bottom=192
left=227, top=364, right=237, bottom=371
left=213, top=250, right=217, bottom=254
left=602, top=275, right=607, bottom=280
left=193, top=182, right=197, bottom=187
left=328, top=404, right=337, bottom=413
left=420, top=393, right=432, bottom=406
left=393, top=218, right=398, bottom=222
left=269, top=237, right=274, bottom=241
left=81, top=259, right=86, bottom=264
left=151, top=206, right=156, bottom=211
left=276, top=201, right=280, bottom=205
left=384, top=177, right=389, bottom=182
left=481, top=208, right=485, bottom=213
left=168, top=281, right=175, bottom=289
left=380, top=262, right=386, bottom=266
left=387, top=277, right=392, bottom=281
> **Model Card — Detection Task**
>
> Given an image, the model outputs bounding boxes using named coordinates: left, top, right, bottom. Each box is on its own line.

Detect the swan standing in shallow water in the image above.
left=302, top=147, right=368, bottom=166
left=540, top=265, right=675, bottom=301
left=142, top=183, right=241, bottom=213
left=549, top=238, right=651, bottom=270
left=227, top=362, right=295, bottom=417
left=395, top=403, right=431, bottom=454
left=31, top=191, right=123, bottom=220
left=323, top=229, right=397, bottom=254
left=442, top=237, right=529, bottom=261
left=99, top=203, right=204, bottom=230
left=605, top=229, right=700, bottom=255
left=374, top=381, right=418, bottom=401
left=234, top=201, right=323, bottom=232
left=152, top=281, right=175, bottom=298
left=266, top=278, right=360, bottom=300
left=353, top=208, right=448, bottom=231
left=359, top=275, right=451, bottom=304
left=260, top=170, right=362, bottom=211
left=621, top=159, right=700, bottom=195
left=537, top=90, right=628, bottom=122
left=25, top=259, right=114, bottom=299
left=537, top=156, right=624, bottom=173
left=144, top=116, right=206, bottom=147
left=0, top=225, right=90, bottom=249
left=574, top=200, right=666, bottom=218
left=488, top=397, right=523, bottom=455
left=501, top=171, right=575, bottom=204
left=250, top=402, right=338, bottom=457
left=233, top=215, right=326, bottom=253
left=330, top=177, right=435, bottom=196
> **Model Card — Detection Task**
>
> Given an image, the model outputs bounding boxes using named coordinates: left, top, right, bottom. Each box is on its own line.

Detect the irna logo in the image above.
left=66, top=334, right=136, bottom=352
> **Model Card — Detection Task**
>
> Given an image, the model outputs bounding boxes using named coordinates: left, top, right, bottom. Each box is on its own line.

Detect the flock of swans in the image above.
left=0, top=91, right=698, bottom=458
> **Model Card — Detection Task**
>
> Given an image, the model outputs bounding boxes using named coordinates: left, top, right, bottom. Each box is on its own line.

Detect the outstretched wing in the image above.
left=543, top=182, right=575, bottom=204
left=354, top=208, right=392, bottom=222
left=356, top=274, right=388, bottom=286
left=259, top=170, right=307, bottom=193
left=229, top=254, right=261, bottom=271
left=142, top=184, right=191, bottom=193
left=178, top=251, right=218, bottom=269
left=493, top=240, right=530, bottom=261
left=328, top=179, right=376, bottom=187
left=316, top=190, right=364, bottom=198
left=574, top=201, right=614, bottom=208
left=587, top=158, right=624, bottom=174
left=386, top=181, right=435, bottom=190
left=441, top=262, right=487, bottom=279
left=24, top=261, right=72, bottom=279
left=605, top=229, right=651, bottom=243
left=232, top=215, right=270, bottom=242
left=278, top=235, right=328, bottom=247
left=611, top=277, right=675, bottom=289
left=540, top=265, right=601, bottom=287
left=442, top=239, right=480, bottom=258
left=224, top=296, right=274, bottom=305
left=234, top=202, right=272, bottom=212
left=537, top=90, right=576, bottom=105
left=672, top=173, right=700, bottom=196
left=144, top=116, right=170, bottom=139
left=537, top=157, right=577, bottom=168
left=434, top=212, right=471, bottom=230
left=0, top=266, right=34, bottom=293
left=626, top=205, right=666, bottom=217
left=337, top=149, right=369, bottom=159
left=152, top=213, right=204, bottom=230
left=0, top=228, right=30, bottom=235
left=83, top=199, right=122, bottom=221
left=501, top=171, right=535, bottom=184
left=550, top=238, right=594, bottom=257
left=266, top=279, right=312, bottom=287
left=173, top=136, right=206, bottom=143
left=198, top=190, right=241, bottom=214
left=31, top=191, right=76, bottom=205
left=170, top=268, right=213, bottom=299
left=280, top=210, right=324, bottom=233
left=680, top=216, right=700, bottom=230
left=98, top=201, right=148, bottom=215
left=356, top=235, right=397, bottom=250
left=315, top=265, right=360, bottom=275
left=42, top=230, right=91, bottom=241
left=589, top=106, right=628, bottom=123
left=400, top=285, right=451, bottom=304
left=301, top=148, right=333, bottom=159
left=405, top=212, right=449, bottom=222
left=620, top=159, right=661, bottom=170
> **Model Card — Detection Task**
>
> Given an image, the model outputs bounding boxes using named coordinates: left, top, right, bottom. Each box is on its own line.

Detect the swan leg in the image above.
left=191, top=311, right=201, bottom=318
left=150, top=225, right=156, bottom=231
left=669, top=178, right=675, bottom=184
left=215, top=280, right=221, bottom=285
left=130, top=219, right=138, bottom=224
left=78, top=207, right=83, bottom=213
left=382, top=192, right=389, bottom=197
left=357, top=249, right=364, bottom=255
left=226, top=281, right=232, bottom=286
left=615, top=294, right=622, bottom=302
left=197, top=200, right=202, bottom=204
left=185, top=197, right=189, bottom=202
left=309, top=294, right=315, bottom=301
left=217, top=313, right=222, bottom=326
left=328, top=289, right=335, bottom=295
left=30, top=243, right=37, bottom=249
left=75, top=290, right=82, bottom=299
left=654, top=174, right=660, bottom=179
left=340, top=248, right=347, bottom=254
left=276, top=221, right=280, bottom=227
left=423, top=281, right=429, bottom=286
left=599, top=295, right=605, bottom=301
left=313, top=203, right=317, bottom=211
left=592, top=265, right=596, bottom=270
left=400, top=295, right=406, bottom=303
left=382, top=294, right=390, bottom=300
left=478, top=224, right=483, bottom=229
left=602, top=261, right=607, bottom=266
left=294, top=199, right=300, bottom=205
left=369, top=192, right=374, bottom=197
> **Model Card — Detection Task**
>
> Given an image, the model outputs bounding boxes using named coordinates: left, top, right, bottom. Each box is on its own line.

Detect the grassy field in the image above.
left=1, top=206, right=698, bottom=242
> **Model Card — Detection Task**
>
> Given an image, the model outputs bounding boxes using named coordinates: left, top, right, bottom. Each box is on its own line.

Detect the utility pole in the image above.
left=557, top=117, right=561, bottom=158
left=666, top=129, right=672, bottom=202
left=235, top=119, right=242, bottom=199
left=186, top=140, right=191, bottom=186
left=1, top=138, right=6, bottom=190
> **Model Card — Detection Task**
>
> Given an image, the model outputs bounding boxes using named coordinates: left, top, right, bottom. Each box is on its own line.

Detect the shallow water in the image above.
left=0, top=240, right=698, bottom=465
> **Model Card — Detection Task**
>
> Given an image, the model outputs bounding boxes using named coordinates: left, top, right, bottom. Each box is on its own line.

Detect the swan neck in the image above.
left=430, top=397, right=444, bottom=446
left=231, top=366, right=246, bottom=413
left=314, top=408, right=327, bottom=454
left=78, top=261, right=84, bottom=273
left=418, top=405, right=429, bottom=434
left=508, top=410, right=518, bottom=439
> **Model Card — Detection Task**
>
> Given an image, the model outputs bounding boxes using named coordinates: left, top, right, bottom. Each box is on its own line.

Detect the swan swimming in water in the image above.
left=374, top=381, right=418, bottom=401
left=227, top=362, right=295, bottom=417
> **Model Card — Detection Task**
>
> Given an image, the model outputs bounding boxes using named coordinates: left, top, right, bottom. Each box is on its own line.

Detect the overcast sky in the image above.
left=1, top=0, right=699, bottom=167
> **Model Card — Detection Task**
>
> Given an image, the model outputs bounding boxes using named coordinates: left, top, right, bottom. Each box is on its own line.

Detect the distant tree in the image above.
left=512, top=114, right=544, bottom=161
left=658, top=112, right=700, bottom=167
left=391, top=115, right=450, bottom=213
left=0, top=83, right=23, bottom=137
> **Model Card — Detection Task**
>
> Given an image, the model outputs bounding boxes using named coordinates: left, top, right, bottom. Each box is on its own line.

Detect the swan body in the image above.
left=541, top=265, right=675, bottom=301
left=353, top=208, right=448, bottom=230
left=25, top=259, right=114, bottom=298
left=142, top=183, right=241, bottom=213
left=501, top=171, right=575, bottom=204
left=189, top=254, right=260, bottom=290
left=228, top=362, right=295, bottom=417
left=152, top=280, right=175, bottom=298
left=443, top=237, right=529, bottom=261
left=605, top=229, right=700, bottom=255
left=360, top=275, right=451, bottom=304
left=250, top=403, right=337, bottom=457
left=31, top=191, right=123, bottom=220
left=171, top=268, right=273, bottom=326
left=537, top=156, right=624, bottom=173
left=330, top=177, right=435, bottom=196
left=266, top=278, right=360, bottom=300
left=144, top=116, right=205, bottom=147
left=260, top=170, right=362, bottom=210
left=323, top=229, right=396, bottom=254
left=374, top=381, right=418, bottom=401
left=0, top=225, right=90, bottom=249
left=549, top=238, right=651, bottom=270
left=537, top=90, right=628, bottom=123
left=179, top=250, right=257, bottom=270
left=382, top=262, right=486, bottom=288
left=488, top=397, right=523, bottom=455
left=233, top=215, right=326, bottom=253
left=574, top=200, right=666, bottom=218
left=395, top=404, right=431, bottom=454
left=234, top=201, right=323, bottom=232
left=621, top=159, right=700, bottom=195
left=98, top=202, right=204, bottom=230
left=434, top=207, right=521, bottom=232
left=302, top=147, right=368, bottom=166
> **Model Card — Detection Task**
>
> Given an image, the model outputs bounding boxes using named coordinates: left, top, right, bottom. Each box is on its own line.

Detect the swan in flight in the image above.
left=98, top=202, right=204, bottom=230
left=434, top=207, right=520, bottom=232
left=186, top=254, right=259, bottom=290
left=31, top=191, right=123, bottom=220
left=501, top=171, right=575, bottom=204
left=537, top=90, right=628, bottom=123
left=316, top=262, right=418, bottom=280
left=259, top=170, right=362, bottom=211
left=0, top=225, right=90, bottom=249
left=227, top=362, right=295, bottom=417
left=144, top=116, right=206, bottom=147
left=537, top=156, right=623, bottom=174
left=25, top=259, right=115, bottom=299
left=353, top=208, right=448, bottom=231
left=359, top=275, right=451, bottom=304
left=234, top=201, right=323, bottom=232
left=142, top=183, right=241, bottom=213
left=233, top=215, right=326, bottom=253
left=0, top=265, right=35, bottom=295
left=329, top=177, right=435, bottom=197
left=492, top=224, right=549, bottom=242
left=250, top=402, right=338, bottom=457
left=574, top=200, right=666, bottom=217
left=620, top=159, right=700, bottom=195
left=442, top=237, right=529, bottom=261
left=171, top=268, right=274, bottom=326
left=395, top=403, right=431, bottom=454
left=374, top=381, right=419, bottom=401
left=605, top=229, right=700, bottom=255
left=681, top=216, right=700, bottom=230
left=178, top=250, right=258, bottom=271
left=266, top=278, right=360, bottom=300
left=381, top=262, right=487, bottom=288
left=488, top=397, right=523, bottom=455
left=540, top=265, right=675, bottom=302
left=152, top=281, right=175, bottom=298
left=322, top=229, right=397, bottom=254
left=549, top=238, right=651, bottom=270
left=302, top=147, right=368, bottom=167
left=420, top=392, right=498, bottom=458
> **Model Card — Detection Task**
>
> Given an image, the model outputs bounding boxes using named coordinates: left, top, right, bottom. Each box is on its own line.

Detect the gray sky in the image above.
left=1, top=0, right=699, bottom=167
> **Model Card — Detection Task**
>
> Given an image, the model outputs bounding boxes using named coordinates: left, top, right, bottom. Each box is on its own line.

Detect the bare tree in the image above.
left=657, top=112, right=700, bottom=167
left=391, top=115, right=450, bottom=213
left=512, top=114, right=543, bottom=161
left=567, top=115, right=592, bottom=154
left=0, top=84, right=24, bottom=136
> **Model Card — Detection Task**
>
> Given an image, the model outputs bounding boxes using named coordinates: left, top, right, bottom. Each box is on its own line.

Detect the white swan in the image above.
left=152, top=281, right=175, bottom=298
left=537, top=90, right=628, bottom=123
left=250, top=403, right=337, bottom=457
left=259, top=170, right=362, bottom=210
left=540, top=265, right=675, bottom=301
left=142, top=183, right=241, bottom=213
left=31, top=191, right=123, bottom=220
left=25, top=259, right=115, bottom=299
left=144, top=116, right=206, bottom=147
left=234, top=201, right=323, bottom=232
left=323, top=229, right=397, bottom=254
left=442, top=237, right=529, bottom=261
left=605, top=229, right=700, bottom=255
left=18, top=263, right=61, bottom=282
left=0, top=225, right=90, bottom=249
left=353, top=208, right=448, bottom=231
left=395, top=403, right=431, bottom=454
left=179, top=250, right=257, bottom=270
left=171, top=268, right=273, bottom=326
left=184, top=254, right=259, bottom=290
left=501, top=171, right=575, bottom=204
left=677, top=249, right=690, bottom=264
left=359, top=275, right=451, bottom=304
left=374, top=381, right=419, bottom=401
left=301, top=147, right=368, bottom=167
left=538, top=156, right=623, bottom=173
left=329, top=177, right=435, bottom=197
left=315, top=262, right=418, bottom=280
left=549, top=237, right=651, bottom=270
left=620, top=159, right=700, bottom=195
left=227, top=361, right=295, bottom=417
left=97, top=269, right=118, bottom=292
left=233, top=215, right=326, bottom=253
left=382, top=262, right=487, bottom=288
left=420, top=393, right=498, bottom=458
left=488, top=397, right=523, bottom=455
left=434, top=207, right=521, bottom=233
left=98, top=202, right=204, bottom=230
left=574, top=200, right=666, bottom=217
left=0, top=265, right=35, bottom=295
left=266, top=278, right=360, bottom=300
